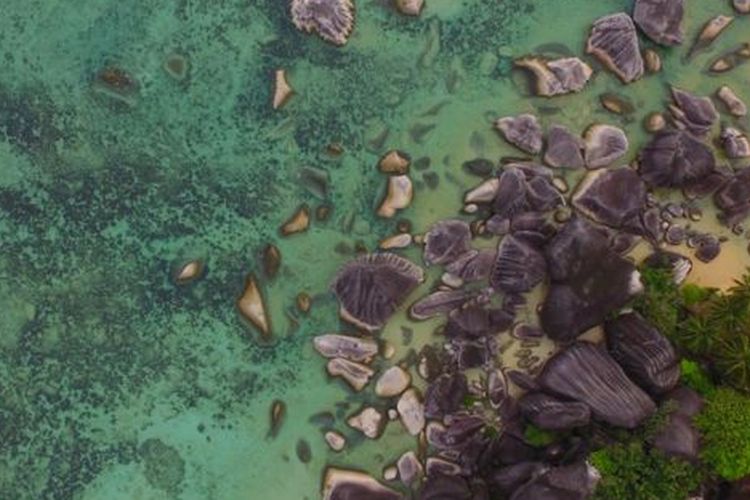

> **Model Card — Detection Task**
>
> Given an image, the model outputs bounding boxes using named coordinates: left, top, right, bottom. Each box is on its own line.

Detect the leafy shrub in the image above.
left=695, top=387, right=750, bottom=481
left=679, top=359, right=715, bottom=396
left=590, top=441, right=702, bottom=500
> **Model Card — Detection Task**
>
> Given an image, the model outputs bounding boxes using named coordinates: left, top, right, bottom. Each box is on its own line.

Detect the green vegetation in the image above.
left=695, top=387, right=750, bottom=481
left=635, top=266, right=750, bottom=392
left=680, top=359, right=715, bottom=396
left=590, top=442, right=702, bottom=500
left=522, top=424, right=559, bottom=447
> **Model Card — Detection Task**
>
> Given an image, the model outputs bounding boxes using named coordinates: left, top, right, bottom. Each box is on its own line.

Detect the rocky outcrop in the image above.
left=670, top=87, right=719, bottom=137
left=494, top=114, right=543, bottom=154
left=538, top=342, right=656, bottom=428
left=605, top=312, right=680, bottom=395
left=424, top=372, right=469, bottom=419
left=544, top=124, right=585, bottom=168
left=587, top=13, right=644, bottom=83
left=515, top=57, right=593, bottom=97
left=573, top=167, right=646, bottom=228
left=313, top=334, right=378, bottom=362
left=633, top=0, right=685, bottom=45
left=510, top=462, right=600, bottom=500
left=423, top=220, right=473, bottom=265
left=375, top=366, right=411, bottom=397
left=715, top=167, right=750, bottom=226
left=332, top=253, right=424, bottom=331
left=519, top=392, right=591, bottom=430
left=721, top=127, right=750, bottom=159
left=291, top=0, right=355, bottom=46
left=584, top=124, right=629, bottom=169
left=491, top=235, right=547, bottom=293
left=639, top=130, right=716, bottom=188
left=322, top=468, right=403, bottom=500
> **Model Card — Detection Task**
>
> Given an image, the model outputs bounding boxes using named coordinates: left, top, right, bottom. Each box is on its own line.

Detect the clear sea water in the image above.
left=0, top=0, right=748, bottom=498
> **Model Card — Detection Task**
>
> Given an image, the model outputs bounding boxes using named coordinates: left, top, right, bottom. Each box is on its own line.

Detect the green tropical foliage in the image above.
left=695, top=387, right=750, bottom=481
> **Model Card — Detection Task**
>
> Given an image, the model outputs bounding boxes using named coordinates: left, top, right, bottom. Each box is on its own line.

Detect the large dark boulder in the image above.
left=519, top=393, right=591, bottom=431
left=639, top=130, right=715, bottom=188
left=424, top=373, right=469, bottom=419
left=423, top=220, right=473, bottom=266
left=633, top=0, right=685, bottom=45
left=491, top=235, right=547, bottom=293
left=605, top=312, right=680, bottom=395
left=545, top=217, right=609, bottom=282
left=651, top=412, right=700, bottom=461
left=510, top=462, right=599, bottom=500
left=544, top=124, right=585, bottom=169
left=573, top=167, right=646, bottom=228
left=586, top=13, right=644, bottom=83
left=493, top=166, right=531, bottom=220
left=538, top=342, right=656, bottom=428
left=670, top=87, right=718, bottom=137
left=715, top=167, right=750, bottom=227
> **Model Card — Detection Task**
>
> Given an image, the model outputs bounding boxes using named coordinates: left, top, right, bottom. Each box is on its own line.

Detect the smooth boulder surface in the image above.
left=538, top=342, right=656, bottom=428
left=639, top=130, right=716, bottom=188
left=651, top=412, right=701, bottom=461
left=544, top=124, right=585, bottom=168
left=584, top=124, right=629, bottom=169
left=587, top=13, right=644, bottom=83
left=510, top=462, right=599, bottom=500
left=424, top=372, right=469, bottom=419
left=519, top=392, right=591, bottom=430
left=715, top=167, right=750, bottom=226
left=605, top=312, right=680, bottom=395
left=313, top=334, right=379, bottom=362
left=493, top=167, right=530, bottom=220
left=721, top=127, right=750, bottom=159
left=494, top=114, right=543, bottom=154
left=410, top=289, right=475, bottom=320
left=515, top=57, right=593, bottom=97
left=332, top=253, right=424, bottom=331
left=633, top=0, right=685, bottom=45
left=291, top=0, right=355, bottom=46
left=491, top=235, right=547, bottom=293
left=541, top=218, right=641, bottom=341
left=573, top=167, right=646, bottom=228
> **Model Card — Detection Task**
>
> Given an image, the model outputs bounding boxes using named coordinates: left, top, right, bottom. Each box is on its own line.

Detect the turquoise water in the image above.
left=0, top=0, right=748, bottom=498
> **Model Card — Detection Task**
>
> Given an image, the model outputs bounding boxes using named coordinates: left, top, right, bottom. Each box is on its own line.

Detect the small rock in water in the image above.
left=717, top=86, right=747, bottom=117
left=633, top=0, right=685, bottom=46
left=379, top=150, right=411, bottom=175
left=639, top=130, right=715, bottom=188
left=665, top=225, right=686, bottom=245
left=263, top=244, right=281, bottom=279
left=587, top=13, right=644, bottom=83
left=313, top=334, right=378, bottom=362
left=322, top=468, right=401, bottom=500
left=721, top=127, right=750, bottom=159
left=174, top=260, right=204, bottom=284
left=600, top=93, right=635, bottom=114
left=394, top=0, right=424, bottom=16
left=573, top=167, right=646, bottom=228
left=397, top=451, right=424, bottom=486
left=237, top=274, right=272, bottom=341
left=735, top=0, right=750, bottom=14
left=379, top=233, right=413, bottom=250
left=494, top=114, right=543, bottom=154
left=514, top=57, right=593, bottom=96
left=324, top=431, right=346, bottom=452
left=272, top=69, right=293, bottom=110
left=644, top=112, right=666, bottom=133
left=464, top=178, right=499, bottom=204
left=423, top=220, right=472, bottom=265
left=296, top=439, right=312, bottom=463
left=397, top=388, right=425, bottom=435
left=584, top=124, right=628, bottom=169
left=710, top=57, right=734, bottom=73
left=327, top=358, right=375, bottom=391
left=290, top=0, right=355, bottom=46
left=280, top=205, right=310, bottom=236
left=643, top=49, right=662, bottom=73
left=375, top=366, right=411, bottom=397
left=544, top=124, right=585, bottom=168
left=695, top=235, right=721, bottom=263
left=383, top=466, right=398, bottom=481
left=462, top=158, right=494, bottom=177
left=268, top=400, right=286, bottom=438
left=347, top=407, right=385, bottom=439
left=378, top=175, right=413, bottom=218
left=689, top=15, right=734, bottom=58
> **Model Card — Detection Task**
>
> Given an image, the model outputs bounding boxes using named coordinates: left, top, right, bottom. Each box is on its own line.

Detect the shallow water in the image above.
left=0, top=0, right=748, bottom=498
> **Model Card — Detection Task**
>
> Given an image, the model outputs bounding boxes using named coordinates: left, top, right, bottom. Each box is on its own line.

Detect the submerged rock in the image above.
left=633, top=0, right=685, bottom=46
left=327, top=358, right=375, bottom=391
left=494, top=114, right=543, bottom=155
left=291, top=0, right=355, bottom=46
left=639, top=130, right=716, bottom=188
left=584, top=124, right=628, bottom=169
left=423, top=220, right=472, bottom=265
left=322, top=468, right=403, bottom=500
left=514, top=57, right=593, bottom=97
left=272, top=69, right=293, bottom=110
left=538, top=342, right=656, bottom=428
left=717, top=85, right=748, bottom=117
left=280, top=205, right=310, bottom=236
left=605, top=312, right=680, bottom=395
left=313, top=334, right=378, bottom=362
left=491, top=235, right=547, bottom=293
left=395, top=0, right=424, bottom=16
left=544, top=124, right=585, bottom=169
left=573, top=167, right=646, bottom=228
left=269, top=400, right=286, bottom=438
left=688, top=15, right=734, bottom=58
left=587, top=13, right=644, bottom=83
left=721, top=127, right=750, bottom=159
left=331, top=253, right=424, bottom=331
left=670, top=87, right=719, bottom=137
left=519, top=393, right=591, bottom=430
